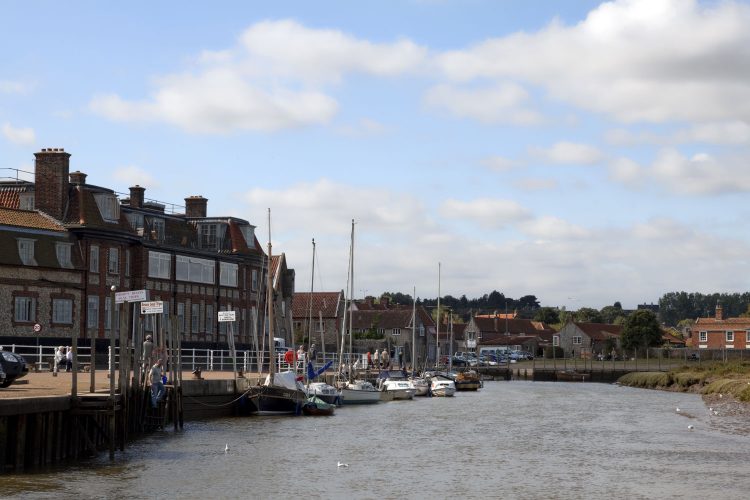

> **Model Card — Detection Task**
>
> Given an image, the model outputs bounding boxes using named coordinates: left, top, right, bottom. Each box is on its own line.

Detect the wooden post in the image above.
left=71, top=324, right=78, bottom=398
left=109, top=286, right=116, bottom=461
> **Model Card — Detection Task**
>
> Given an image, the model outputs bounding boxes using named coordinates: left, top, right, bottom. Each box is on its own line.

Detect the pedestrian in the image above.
left=65, top=346, right=73, bottom=372
left=149, top=359, right=165, bottom=408
left=142, top=335, right=154, bottom=370
left=373, top=349, right=380, bottom=369
left=381, top=348, right=390, bottom=370
left=366, top=350, right=372, bottom=369
left=54, top=346, right=65, bottom=372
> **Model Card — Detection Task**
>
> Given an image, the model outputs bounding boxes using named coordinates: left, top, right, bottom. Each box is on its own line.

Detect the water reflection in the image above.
left=4, top=382, right=750, bottom=499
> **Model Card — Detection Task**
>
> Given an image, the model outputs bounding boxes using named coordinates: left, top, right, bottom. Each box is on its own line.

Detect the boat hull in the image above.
left=382, top=388, right=415, bottom=400
left=340, top=387, right=381, bottom=405
left=431, top=387, right=456, bottom=397
left=248, top=386, right=307, bottom=415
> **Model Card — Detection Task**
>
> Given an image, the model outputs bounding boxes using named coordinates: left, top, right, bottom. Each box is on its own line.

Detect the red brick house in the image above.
left=0, top=147, right=285, bottom=351
left=688, top=304, right=750, bottom=350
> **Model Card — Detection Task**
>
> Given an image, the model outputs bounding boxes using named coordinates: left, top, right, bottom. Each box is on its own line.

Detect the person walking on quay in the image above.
left=149, top=359, right=165, bottom=408
left=54, top=346, right=66, bottom=373
left=65, top=346, right=73, bottom=372
left=309, top=343, right=317, bottom=363
left=381, top=348, right=390, bottom=370
left=373, top=349, right=380, bottom=370
left=366, top=350, right=372, bottom=370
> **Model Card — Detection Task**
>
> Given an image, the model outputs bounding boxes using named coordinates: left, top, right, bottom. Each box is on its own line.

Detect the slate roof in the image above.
left=472, top=316, right=554, bottom=335
left=351, top=309, right=415, bottom=330
left=292, top=292, right=342, bottom=319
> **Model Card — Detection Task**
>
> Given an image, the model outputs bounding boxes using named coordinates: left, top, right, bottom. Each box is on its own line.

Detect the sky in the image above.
left=2, top=0, right=750, bottom=310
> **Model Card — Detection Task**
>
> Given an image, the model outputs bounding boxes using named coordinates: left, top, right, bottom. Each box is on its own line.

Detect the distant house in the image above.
left=291, top=291, right=344, bottom=355
left=466, top=316, right=555, bottom=355
left=661, top=327, right=686, bottom=348
left=687, top=304, right=750, bottom=350
left=556, top=321, right=622, bottom=357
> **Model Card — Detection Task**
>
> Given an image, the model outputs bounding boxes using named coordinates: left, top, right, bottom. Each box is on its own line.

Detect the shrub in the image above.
left=618, top=372, right=672, bottom=388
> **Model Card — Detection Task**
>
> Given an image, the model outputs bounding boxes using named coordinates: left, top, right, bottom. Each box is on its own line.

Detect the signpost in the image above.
left=115, top=289, right=148, bottom=304
left=140, top=301, right=164, bottom=315
left=218, top=310, right=237, bottom=379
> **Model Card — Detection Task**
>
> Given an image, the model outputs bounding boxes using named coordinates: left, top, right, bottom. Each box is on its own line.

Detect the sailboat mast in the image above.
left=412, top=285, right=416, bottom=376
left=436, top=262, right=441, bottom=368
left=347, top=220, right=354, bottom=377
left=307, top=238, right=315, bottom=351
left=266, top=209, right=275, bottom=380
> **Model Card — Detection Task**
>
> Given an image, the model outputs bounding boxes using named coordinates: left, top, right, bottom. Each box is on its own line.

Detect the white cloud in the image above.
left=530, top=141, right=603, bottom=165
left=608, top=157, right=643, bottom=187
left=2, top=122, right=36, bottom=145
left=90, top=20, right=427, bottom=133
left=522, top=216, right=588, bottom=239
left=650, top=149, right=750, bottom=195
left=435, top=0, right=750, bottom=124
left=480, top=155, right=518, bottom=172
left=440, top=198, right=532, bottom=228
left=424, top=83, right=543, bottom=124
left=336, top=118, right=387, bottom=137
left=607, top=121, right=750, bottom=146
left=514, top=177, right=558, bottom=192
left=112, top=165, right=161, bottom=189
left=0, top=80, right=29, bottom=94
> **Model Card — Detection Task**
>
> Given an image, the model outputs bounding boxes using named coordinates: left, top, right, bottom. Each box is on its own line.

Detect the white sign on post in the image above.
left=115, top=289, right=149, bottom=304
left=140, top=301, right=164, bottom=314
left=218, top=310, right=236, bottom=322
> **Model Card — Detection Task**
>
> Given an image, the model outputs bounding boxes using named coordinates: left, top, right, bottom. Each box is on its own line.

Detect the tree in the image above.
left=600, top=303, right=624, bottom=324
left=621, top=310, right=662, bottom=351
left=574, top=307, right=603, bottom=323
left=534, top=307, right=560, bottom=324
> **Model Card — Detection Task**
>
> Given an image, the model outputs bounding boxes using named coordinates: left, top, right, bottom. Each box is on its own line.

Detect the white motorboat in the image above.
left=306, top=381, right=341, bottom=405
left=339, top=379, right=381, bottom=405
left=377, top=370, right=416, bottom=400
left=430, top=377, right=456, bottom=397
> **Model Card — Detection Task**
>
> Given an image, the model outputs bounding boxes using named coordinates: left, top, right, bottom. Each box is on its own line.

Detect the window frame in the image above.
left=148, top=251, right=171, bottom=279
left=699, top=331, right=707, bottom=342
left=17, top=238, right=36, bottom=266
left=52, top=298, right=73, bottom=324
left=726, top=330, right=734, bottom=342
left=90, top=245, right=99, bottom=273
left=56, top=242, right=73, bottom=268
left=87, top=296, right=99, bottom=329
left=108, top=247, right=120, bottom=274
left=14, top=296, right=36, bottom=323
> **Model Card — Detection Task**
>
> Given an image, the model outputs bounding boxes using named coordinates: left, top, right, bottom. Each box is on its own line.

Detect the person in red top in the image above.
left=366, top=351, right=372, bottom=369
left=284, top=348, right=295, bottom=366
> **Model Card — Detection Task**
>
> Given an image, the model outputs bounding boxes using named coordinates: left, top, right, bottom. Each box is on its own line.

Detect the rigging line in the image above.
left=314, top=239, right=325, bottom=292
left=183, top=386, right=259, bottom=407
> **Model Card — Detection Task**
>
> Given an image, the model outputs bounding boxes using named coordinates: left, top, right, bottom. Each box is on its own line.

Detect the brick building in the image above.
left=291, top=291, right=345, bottom=355
left=0, top=147, right=290, bottom=350
left=688, top=304, right=750, bottom=350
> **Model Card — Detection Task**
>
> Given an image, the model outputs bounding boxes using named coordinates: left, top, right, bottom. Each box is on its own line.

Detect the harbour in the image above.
left=2, top=381, right=750, bottom=500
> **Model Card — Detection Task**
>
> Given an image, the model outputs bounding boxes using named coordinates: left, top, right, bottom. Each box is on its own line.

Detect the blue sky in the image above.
left=3, top=0, right=750, bottom=309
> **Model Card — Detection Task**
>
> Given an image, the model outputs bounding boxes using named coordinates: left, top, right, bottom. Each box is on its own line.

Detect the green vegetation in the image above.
left=621, top=310, right=662, bottom=350
left=617, top=361, right=750, bottom=401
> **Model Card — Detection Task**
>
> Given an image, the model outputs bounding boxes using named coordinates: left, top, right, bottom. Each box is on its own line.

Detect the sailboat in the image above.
left=246, top=209, right=307, bottom=415
left=337, top=220, right=381, bottom=405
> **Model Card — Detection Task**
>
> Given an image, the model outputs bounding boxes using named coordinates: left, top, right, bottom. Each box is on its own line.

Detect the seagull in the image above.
left=675, top=407, right=681, bottom=413
left=225, top=444, right=229, bottom=453
left=337, top=461, right=349, bottom=468
left=709, top=407, right=713, bottom=411
left=713, top=410, right=719, bottom=416
left=687, top=425, right=694, bottom=430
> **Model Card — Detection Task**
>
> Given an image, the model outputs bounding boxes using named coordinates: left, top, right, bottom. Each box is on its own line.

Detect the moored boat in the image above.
left=302, top=396, right=336, bottom=416
left=555, top=370, right=590, bottom=382
left=249, top=370, right=307, bottom=415
left=307, top=381, right=341, bottom=405
left=339, top=379, right=381, bottom=405
left=453, top=370, right=481, bottom=391
left=429, top=376, right=456, bottom=397
left=410, top=376, right=430, bottom=396
left=377, top=370, right=416, bottom=400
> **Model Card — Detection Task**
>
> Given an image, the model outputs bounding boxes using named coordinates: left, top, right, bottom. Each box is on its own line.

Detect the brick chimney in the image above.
left=129, top=185, right=145, bottom=209
left=69, top=171, right=87, bottom=185
left=185, top=195, right=207, bottom=218
left=34, top=148, right=70, bottom=220
left=715, top=303, right=723, bottom=321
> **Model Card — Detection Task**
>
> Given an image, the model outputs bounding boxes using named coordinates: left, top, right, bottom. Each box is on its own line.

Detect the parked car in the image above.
left=451, top=356, right=469, bottom=367
left=0, top=351, right=29, bottom=388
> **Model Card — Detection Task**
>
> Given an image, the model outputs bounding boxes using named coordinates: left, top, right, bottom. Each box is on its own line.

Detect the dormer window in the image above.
left=94, top=193, right=120, bottom=222
left=239, top=225, right=255, bottom=246
left=19, top=192, right=34, bottom=210
left=56, top=242, right=73, bottom=268
left=201, top=223, right=218, bottom=249
left=17, top=238, right=37, bottom=266
left=147, top=216, right=165, bottom=242
left=126, top=212, right=144, bottom=232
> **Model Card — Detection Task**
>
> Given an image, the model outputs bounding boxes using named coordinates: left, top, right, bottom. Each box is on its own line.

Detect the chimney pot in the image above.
left=129, top=185, right=145, bottom=209
left=184, top=195, right=208, bottom=218
left=69, top=171, right=87, bottom=185
left=34, top=148, right=71, bottom=220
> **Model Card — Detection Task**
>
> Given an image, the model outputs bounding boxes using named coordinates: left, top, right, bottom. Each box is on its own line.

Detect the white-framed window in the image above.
left=148, top=251, right=171, bottom=279
left=149, top=217, right=165, bottom=241
left=553, top=335, right=560, bottom=346
left=94, top=193, right=119, bottom=222
left=378, top=328, right=385, bottom=335
left=53, top=298, right=73, bottom=324
left=108, top=247, right=119, bottom=274
left=55, top=242, right=73, bottom=268
left=200, top=223, right=218, bottom=249
left=251, top=269, right=259, bottom=291
left=177, top=303, right=185, bottom=333
left=176, top=255, right=215, bottom=284
left=126, top=212, right=144, bottom=231
left=87, top=296, right=99, bottom=328
left=220, top=262, right=238, bottom=287
left=419, top=325, right=425, bottom=337
left=726, top=331, right=734, bottom=342
left=191, top=304, right=200, bottom=333
left=392, top=328, right=401, bottom=336
left=19, top=192, right=34, bottom=210
left=125, top=249, right=131, bottom=276
left=90, top=245, right=99, bottom=273
left=699, top=331, right=707, bottom=342
left=206, top=304, right=214, bottom=334
left=17, top=238, right=36, bottom=266
left=14, top=296, right=36, bottom=322
left=573, top=336, right=582, bottom=345
left=240, top=225, right=254, bottom=246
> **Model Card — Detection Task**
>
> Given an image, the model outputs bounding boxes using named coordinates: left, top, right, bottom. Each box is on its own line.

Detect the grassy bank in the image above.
left=617, top=361, right=750, bottom=402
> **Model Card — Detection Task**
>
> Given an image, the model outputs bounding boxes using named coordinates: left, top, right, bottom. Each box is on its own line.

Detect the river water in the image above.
left=4, top=381, right=750, bottom=499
